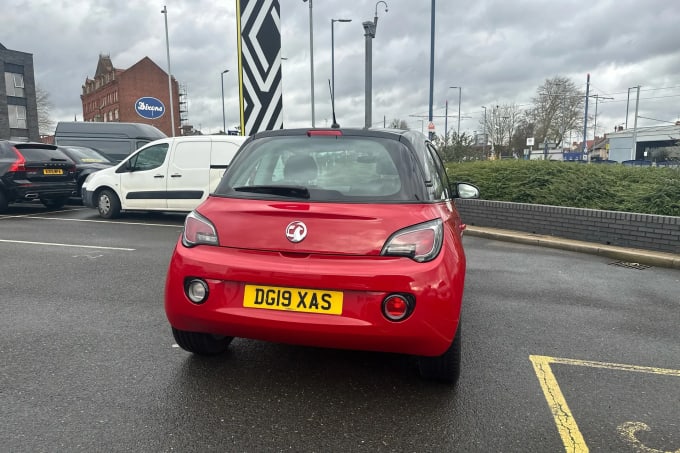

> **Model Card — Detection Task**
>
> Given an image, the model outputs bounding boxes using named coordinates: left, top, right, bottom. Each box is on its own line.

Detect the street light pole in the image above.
left=220, top=69, right=229, bottom=134
left=363, top=2, right=388, bottom=130
left=302, top=0, right=315, bottom=127
left=450, top=86, right=462, bottom=137
left=161, top=5, right=175, bottom=136
left=331, top=18, right=351, bottom=123
left=482, top=106, right=487, bottom=157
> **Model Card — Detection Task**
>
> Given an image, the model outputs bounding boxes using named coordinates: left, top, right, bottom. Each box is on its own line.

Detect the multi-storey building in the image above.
left=81, top=54, right=182, bottom=137
left=0, top=42, right=40, bottom=141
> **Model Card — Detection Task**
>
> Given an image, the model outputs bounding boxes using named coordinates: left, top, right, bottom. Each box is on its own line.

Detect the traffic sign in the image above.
left=427, top=122, right=435, bottom=132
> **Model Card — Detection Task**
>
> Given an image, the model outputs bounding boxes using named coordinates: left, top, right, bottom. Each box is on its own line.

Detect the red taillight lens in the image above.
left=381, top=219, right=443, bottom=262
left=307, top=130, right=342, bottom=137
left=382, top=294, right=414, bottom=321
left=8, top=147, right=26, bottom=172
left=182, top=211, right=219, bottom=247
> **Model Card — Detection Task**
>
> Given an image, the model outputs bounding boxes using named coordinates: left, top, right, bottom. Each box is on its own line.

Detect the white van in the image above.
left=81, top=135, right=248, bottom=218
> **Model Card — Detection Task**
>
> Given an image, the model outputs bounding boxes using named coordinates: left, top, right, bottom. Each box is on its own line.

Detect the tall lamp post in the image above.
left=220, top=69, right=229, bottom=134
left=450, top=86, right=462, bottom=137
left=302, top=0, right=315, bottom=127
left=362, top=1, right=388, bottom=129
left=161, top=5, right=175, bottom=136
left=481, top=106, right=487, bottom=158
left=331, top=18, right=352, bottom=123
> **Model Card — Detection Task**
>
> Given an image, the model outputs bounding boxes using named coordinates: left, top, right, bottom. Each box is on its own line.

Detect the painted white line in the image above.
left=1, top=215, right=183, bottom=228
left=0, top=239, right=135, bottom=251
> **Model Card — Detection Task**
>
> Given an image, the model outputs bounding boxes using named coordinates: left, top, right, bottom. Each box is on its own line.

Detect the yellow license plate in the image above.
left=43, top=168, right=63, bottom=175
left=243, top=284, right=343, bottom=315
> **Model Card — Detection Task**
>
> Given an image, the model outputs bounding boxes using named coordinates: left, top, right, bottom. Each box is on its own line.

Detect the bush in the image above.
left=446, top=160, right=680, bottom=216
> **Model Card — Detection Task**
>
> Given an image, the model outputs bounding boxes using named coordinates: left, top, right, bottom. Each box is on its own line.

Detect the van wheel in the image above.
left=418, top=322, right=461, bottom=384
left=172, top=328, right=233, bottom=356
left=41, top=197, right=68, bottom=210
left=0, top=191, right=8, bottom=213
left=97, top=189, right=121, bottom=219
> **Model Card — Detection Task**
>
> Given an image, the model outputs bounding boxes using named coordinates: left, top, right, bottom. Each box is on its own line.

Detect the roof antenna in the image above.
left=329, top=79, right=340, bottom=129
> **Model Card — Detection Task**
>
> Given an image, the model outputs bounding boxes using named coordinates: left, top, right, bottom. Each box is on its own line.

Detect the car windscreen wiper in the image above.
left=233, top=185, right=311, bottom=199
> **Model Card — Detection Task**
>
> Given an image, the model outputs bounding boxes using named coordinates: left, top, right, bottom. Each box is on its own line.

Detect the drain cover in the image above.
left=609, top=261, right=651, bottom=270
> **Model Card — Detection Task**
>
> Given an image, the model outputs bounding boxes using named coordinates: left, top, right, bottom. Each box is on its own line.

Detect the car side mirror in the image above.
left=454, top=182, right=480, bottom=199
left=116, top=160, right=133, bottom=173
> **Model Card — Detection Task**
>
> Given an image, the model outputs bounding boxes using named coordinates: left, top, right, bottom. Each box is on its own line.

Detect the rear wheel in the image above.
left=418, top=322, right=461, bottom=384
left=97, top=189, right=121, bottom=219
left=172, top=328, right=234, bottom=356
left=41, top=197, right=68, bottom=210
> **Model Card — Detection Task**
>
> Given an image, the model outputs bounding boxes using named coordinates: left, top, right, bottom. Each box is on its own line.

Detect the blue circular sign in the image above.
left=135, top=97, right=165, bottom=119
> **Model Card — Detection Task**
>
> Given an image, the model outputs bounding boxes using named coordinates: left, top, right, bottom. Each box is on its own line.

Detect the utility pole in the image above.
left=582, top=73, right=590, bottom=159
left=161, top=5, right=175, bottom=137
left=631, top=85, right=641, bottom=161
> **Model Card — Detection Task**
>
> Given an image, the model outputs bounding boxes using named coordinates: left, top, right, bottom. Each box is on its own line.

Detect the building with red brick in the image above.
left=81, top=55, right=183, bottom=136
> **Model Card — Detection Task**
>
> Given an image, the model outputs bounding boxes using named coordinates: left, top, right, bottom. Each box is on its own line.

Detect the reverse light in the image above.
left=182, top=211, right=219, bottom=247
left=185, top=278, right=209, bottom=303
left=381, top=219, right=443, bottom=262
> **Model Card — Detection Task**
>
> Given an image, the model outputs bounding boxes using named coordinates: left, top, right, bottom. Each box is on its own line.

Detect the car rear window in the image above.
left=215, top=136, right=423, bottom=202
left=14, top=145, right=70, bottom=161
left=61, top=146, right=111, bottom=164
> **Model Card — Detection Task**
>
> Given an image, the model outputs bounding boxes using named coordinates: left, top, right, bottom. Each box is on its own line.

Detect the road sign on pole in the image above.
left=428, top=122, right=435, bottom=132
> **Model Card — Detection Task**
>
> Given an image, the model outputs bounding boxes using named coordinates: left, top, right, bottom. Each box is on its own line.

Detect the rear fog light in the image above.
left=382, top=294, right=414, bottom=321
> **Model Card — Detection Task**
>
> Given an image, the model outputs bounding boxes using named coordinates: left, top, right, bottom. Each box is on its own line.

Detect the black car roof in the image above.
left=247, top=127, right=425, bottom=142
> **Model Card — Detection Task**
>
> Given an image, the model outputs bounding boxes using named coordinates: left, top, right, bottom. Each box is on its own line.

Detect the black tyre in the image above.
left=172, top=328, right=234, bottom=356
left=418, top=322, right=461, bottom=384
left=0, top=190, right=8, bottom=213
left=41, top=197, right=68, bottom=210
left=97, top=189, right=121, bottom=219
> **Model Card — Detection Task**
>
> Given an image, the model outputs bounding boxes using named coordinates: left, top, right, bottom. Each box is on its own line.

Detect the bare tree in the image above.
left=528, top=76, right=584, bottom=148
left=36, top=85, right=55, bottom=135
left=388, top=118, right=409, bottom=130
left=478, top=103, right=522, bottom=158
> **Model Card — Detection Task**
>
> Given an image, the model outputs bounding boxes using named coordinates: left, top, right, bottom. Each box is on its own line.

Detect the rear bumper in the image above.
left=6, top=181, right=76, bottom=201
left=165, top=239, right=466, bottom=356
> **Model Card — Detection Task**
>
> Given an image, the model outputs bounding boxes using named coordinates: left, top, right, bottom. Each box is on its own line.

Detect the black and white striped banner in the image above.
left=236, top=0, right=283, bottom=135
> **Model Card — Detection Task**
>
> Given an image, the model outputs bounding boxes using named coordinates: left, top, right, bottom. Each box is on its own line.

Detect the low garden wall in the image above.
left=454, top=199, right=680, bottom=254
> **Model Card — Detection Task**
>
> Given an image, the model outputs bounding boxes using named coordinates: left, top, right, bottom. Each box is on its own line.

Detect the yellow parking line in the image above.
left=530, top=355, right=588, bottom=453
left=530, top=355, right=680, bottom=453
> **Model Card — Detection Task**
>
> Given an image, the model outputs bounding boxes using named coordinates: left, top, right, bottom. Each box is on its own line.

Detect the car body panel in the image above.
left=164, top=128, right=477, bottom=361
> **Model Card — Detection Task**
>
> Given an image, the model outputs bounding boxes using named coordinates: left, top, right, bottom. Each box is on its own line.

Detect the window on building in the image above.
left=114, top=109, right=119, bottom=120
left=4, top=72, right=25, bottom=97
left=8, top=105, right=27, bottom=129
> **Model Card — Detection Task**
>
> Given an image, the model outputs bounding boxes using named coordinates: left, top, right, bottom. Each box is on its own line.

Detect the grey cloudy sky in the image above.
left=4, top=0, right=680, bottom=139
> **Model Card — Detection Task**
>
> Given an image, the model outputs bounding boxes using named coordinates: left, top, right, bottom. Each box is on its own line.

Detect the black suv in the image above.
left=0, top=141, right=77, bottom=212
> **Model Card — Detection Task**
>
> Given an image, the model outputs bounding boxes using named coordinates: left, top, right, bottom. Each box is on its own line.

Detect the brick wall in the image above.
left=454, top=199, right=680, bottom=254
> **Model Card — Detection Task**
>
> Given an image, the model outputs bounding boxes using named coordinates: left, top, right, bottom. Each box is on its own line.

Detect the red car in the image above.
left=164, top=128, right=479, bottom=383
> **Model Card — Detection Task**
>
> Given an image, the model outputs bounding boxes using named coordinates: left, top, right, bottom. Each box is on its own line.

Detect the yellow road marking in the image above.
left=530, top=355, right=588, bottom=453
left=530, top=355, right=680, bottom=453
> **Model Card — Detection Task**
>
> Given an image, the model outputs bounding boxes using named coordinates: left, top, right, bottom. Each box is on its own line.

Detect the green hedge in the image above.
left=446, top=160, right=680, bottom=216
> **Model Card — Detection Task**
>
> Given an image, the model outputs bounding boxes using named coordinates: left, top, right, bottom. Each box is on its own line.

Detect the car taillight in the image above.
left=381, top=219, right=443, bottom=262
left=8, top=147, right=26, bottom=172
left=182, top=211, right=219, bottom=247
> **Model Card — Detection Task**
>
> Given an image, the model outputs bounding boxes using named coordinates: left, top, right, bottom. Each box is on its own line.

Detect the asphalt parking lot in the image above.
left=2, top=202, right=679, bottom=452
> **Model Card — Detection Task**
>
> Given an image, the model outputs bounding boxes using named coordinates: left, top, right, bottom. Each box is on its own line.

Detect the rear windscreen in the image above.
left=15, top=146, right=70, bottom=161
left=216, top=136, right=423, bottom=202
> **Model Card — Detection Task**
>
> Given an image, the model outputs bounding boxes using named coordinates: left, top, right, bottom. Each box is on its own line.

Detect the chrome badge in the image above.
left=286, top=221, right=307, bottom=243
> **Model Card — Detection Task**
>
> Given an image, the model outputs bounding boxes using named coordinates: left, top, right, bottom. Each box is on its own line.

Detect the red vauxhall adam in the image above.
left=164, top=128, right=479, bottom=383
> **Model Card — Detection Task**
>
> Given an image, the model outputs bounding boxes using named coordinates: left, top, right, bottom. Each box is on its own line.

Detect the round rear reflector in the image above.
left=382, top=294, right=413, bottom=321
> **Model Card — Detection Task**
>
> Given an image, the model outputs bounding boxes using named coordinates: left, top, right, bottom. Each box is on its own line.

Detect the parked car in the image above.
left=164, top=128, right=480, bottom=384
left=0, top=140, right=77, bottom=212
left=57, top=145, right=114, bottom=199
left=82, top=135, right=249, bottom=219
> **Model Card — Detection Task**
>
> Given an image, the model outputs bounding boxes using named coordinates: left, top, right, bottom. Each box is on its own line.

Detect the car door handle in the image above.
left=170, top=174, right=182, bottom=178
left=154, top=174, right=165, bottom=178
